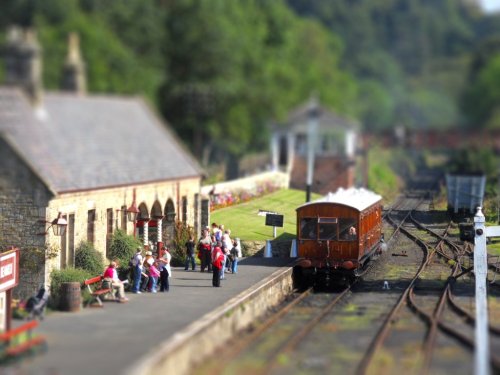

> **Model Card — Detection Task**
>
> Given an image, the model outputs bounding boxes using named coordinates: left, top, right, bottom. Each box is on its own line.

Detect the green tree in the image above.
left=0, top=0, right=163, bottom=102
left=463, top=53, right=500, bottom=128
left=357, top=80, right=395, bottom=132
left=160, top=0, right=356, bottom=172
left=448, top=147, right=498, bottom=195
left=79, top=0, right=167, bottom=69
left=286, top=0, right=483, bottom=131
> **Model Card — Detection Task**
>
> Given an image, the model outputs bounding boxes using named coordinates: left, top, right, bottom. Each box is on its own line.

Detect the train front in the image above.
left=293, top=188, right=383, bottom=288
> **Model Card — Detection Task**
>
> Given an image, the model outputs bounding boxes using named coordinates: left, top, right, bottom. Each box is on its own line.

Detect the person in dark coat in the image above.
left=184, top=236, right=196, bottom=271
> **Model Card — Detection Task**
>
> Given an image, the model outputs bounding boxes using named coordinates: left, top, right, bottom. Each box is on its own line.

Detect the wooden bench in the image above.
left=84, top=275, right=113, bottom=307
left=0, top=319, right=47, bottom=363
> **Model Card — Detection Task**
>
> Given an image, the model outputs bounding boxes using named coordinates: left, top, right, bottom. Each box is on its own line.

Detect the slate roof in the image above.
left=274, top=100, right=360, bottom=134
left=0, top=87, right=202, bottom=193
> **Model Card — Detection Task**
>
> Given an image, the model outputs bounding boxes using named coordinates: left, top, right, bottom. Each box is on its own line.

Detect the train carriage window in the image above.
left=339, top=218, right=357, bottom=241
left=318, top=217, right=338, bottom=240
left=300, top=217, right=317, bottom=240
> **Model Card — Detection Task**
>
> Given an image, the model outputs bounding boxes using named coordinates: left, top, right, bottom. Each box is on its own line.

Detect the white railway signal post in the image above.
left=474, top=207, right=490, bottom=375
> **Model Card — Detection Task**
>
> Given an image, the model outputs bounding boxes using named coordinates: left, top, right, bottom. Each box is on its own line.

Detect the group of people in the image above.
left=101, top=224, right=241, bottom=300
left=129, top=247, right=172, bottom=294
left=101, top=247, right=172, bottom=303
left=193, top=223, right=242, bottom=287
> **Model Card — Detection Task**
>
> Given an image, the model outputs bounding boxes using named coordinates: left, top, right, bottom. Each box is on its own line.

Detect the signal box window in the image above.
left=300, top=218, right=317, bottom=240
left=339, top=218, right=357, bottom=240
left=318, top=217, right=338, bottom=240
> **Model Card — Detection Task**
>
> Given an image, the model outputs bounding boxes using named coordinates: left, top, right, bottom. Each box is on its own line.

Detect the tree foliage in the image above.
left=462, top=41, right=500, bottom=127
left=159, top=0, right=356, bottom=167
left=448, top=147, right=498, bottom=195
left=286, top=0, right=492, bottom=130
left=0, top=0, right=163, bottom=102
left=1, top=0, right=500, bottom=165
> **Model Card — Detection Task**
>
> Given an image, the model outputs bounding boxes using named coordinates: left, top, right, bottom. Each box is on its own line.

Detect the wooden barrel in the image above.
left=59, top=282, right=81, bottom=312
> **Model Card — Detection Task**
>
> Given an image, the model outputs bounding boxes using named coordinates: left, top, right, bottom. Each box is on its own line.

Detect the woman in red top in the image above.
left=211, top=241, right=224, bottom=287
left=103, top=261, right=128, bottom=302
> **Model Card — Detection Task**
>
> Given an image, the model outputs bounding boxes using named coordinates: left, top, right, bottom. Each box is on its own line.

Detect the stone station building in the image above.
left=0, top=28, right=204, bottom=298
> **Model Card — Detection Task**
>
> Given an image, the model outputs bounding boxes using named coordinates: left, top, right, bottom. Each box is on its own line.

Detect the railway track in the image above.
left=359, top=197, right=500, bottom=374
left=194, top=187, right=500, bottom=375
left=197, top=285, right=353, bottom=375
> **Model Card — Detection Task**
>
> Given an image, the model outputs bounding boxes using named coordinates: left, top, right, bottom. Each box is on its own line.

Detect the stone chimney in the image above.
left=61, top=32, right=86, bottom=94
left=4, top=26, right=43, bottom=105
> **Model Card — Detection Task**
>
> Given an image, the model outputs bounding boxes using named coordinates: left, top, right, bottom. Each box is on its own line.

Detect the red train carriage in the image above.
left=294, top=188, right=384, bottom=288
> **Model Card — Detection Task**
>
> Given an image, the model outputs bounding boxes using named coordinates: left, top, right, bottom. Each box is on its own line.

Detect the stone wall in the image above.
left=128, top=264, right=294, bottom=375
left=0, top=139, right=52, bottom=298
left=45, top=177, right=202, bottom=281
left=200, top=171, right=289, bottom=197
left=0, top=137, right=203, bottom=298
left=290, top=155, right=354, bottom=194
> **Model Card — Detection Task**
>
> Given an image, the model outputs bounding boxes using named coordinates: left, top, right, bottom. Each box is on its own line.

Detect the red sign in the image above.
left=0, top=248, right=19, bottom=293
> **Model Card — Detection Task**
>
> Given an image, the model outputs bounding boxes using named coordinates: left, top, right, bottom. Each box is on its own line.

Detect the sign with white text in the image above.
left=0, top=248, right=19, bottom=293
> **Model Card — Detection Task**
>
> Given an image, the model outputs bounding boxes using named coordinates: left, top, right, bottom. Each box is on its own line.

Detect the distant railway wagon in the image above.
left=445, top=173, right=485, bottom=217
left=294, top=188, right=384, bottom=287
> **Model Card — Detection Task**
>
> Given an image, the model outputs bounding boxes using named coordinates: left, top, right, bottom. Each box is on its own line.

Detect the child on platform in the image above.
left=148, top=260, right=161, bottom=293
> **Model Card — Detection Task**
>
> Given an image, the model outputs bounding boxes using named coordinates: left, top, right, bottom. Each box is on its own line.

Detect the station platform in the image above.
left=8, top=257, right=293, bottom=375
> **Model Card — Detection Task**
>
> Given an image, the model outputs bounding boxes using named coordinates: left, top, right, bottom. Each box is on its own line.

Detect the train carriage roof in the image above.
left=297, top=187, right=382, bottom=212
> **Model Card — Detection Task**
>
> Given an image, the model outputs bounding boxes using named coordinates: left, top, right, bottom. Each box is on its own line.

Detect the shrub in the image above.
left=74, top=241, right=105, bottom=276
left=367, top=146, right=401, bottom=201
left=108, top=229, right=142, bottom=281
left=170, top=221, right=193, bottom=266
left=108, top=229, right=142, bottom=266
left=49, top=267, right=92, bottom=309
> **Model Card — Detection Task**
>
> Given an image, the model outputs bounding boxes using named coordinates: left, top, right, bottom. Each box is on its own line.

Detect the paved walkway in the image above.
left=7, top=257, right=292, bottom=375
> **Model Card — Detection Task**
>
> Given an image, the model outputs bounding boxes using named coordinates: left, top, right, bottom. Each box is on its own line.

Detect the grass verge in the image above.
left=210, top=189, right=321, bottom=241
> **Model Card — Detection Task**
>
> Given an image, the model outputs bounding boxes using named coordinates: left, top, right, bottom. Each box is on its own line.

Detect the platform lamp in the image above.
left=127, top=189, right=140, bottom=238
left=126, top=201, right=139, bottom=222
left=38, top=212, right=68, bottom=236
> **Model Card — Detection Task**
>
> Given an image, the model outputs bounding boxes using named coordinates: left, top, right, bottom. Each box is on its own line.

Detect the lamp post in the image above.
left=306, top=96, right=319, bottom=202
left=127, top=188, right=140, bottom=238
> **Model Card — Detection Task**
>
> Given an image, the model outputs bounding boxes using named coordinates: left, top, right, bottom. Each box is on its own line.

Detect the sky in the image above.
left=481, top=0, right=500, bottom=13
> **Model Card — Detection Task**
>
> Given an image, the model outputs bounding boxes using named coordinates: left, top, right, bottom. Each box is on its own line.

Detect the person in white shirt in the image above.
left=131, top=247, right=143, bottom=293
left=158, top=248, right=172, bottom=292
left=221, top=229, right=232, bottom=278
